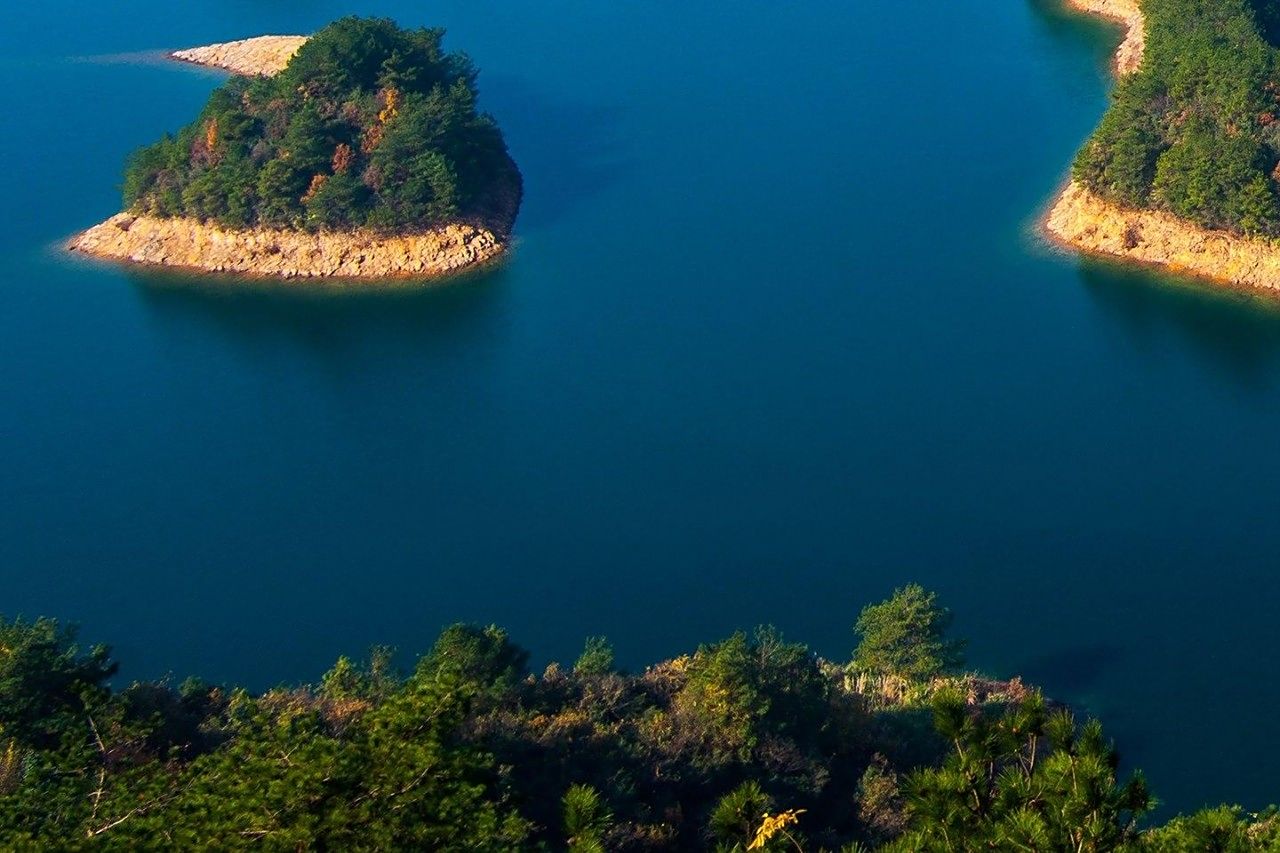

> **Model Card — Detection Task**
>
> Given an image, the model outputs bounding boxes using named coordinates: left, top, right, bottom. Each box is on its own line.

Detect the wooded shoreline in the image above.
left=1044, top=0, right=1280, bottom=293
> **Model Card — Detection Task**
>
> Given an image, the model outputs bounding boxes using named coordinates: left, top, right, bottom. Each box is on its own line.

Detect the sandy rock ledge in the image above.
left=67, top=214, right=506, bottom=282
left=171, top=36, right=310, bottom=76
left=1045, top=183, right=1280, bottom=291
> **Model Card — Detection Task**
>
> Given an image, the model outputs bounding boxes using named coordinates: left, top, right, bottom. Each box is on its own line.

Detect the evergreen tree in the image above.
left=853, top=585, right=964, bottom=680
left=887, top=690, right=1152, bottom=851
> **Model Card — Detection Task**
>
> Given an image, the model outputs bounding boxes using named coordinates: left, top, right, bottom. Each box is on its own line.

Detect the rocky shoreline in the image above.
left=68, top=214, right=506, bottom=281
left=1046, top=183, right=1280, bottom=292
left=1065, top=0, right=1143, bottom=76
left=70, top=34, right=516, bottom=284
left=1043, top=0, right=1280, bottom=293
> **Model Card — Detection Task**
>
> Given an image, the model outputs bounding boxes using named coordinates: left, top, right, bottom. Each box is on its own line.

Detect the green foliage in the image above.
left=122, top=17, right=519, bottom=233
left=853, top=584, right=964, bottom=680
left=564, top=783, right=614, bottom=852
left=0, top=618, right=529, bottom=849
left=304, top=170, right=370, bottom=228
left=856, top=755, right=907, bottom=844
left=573, top=636, right=615, bottom=677
left=1143, top=805, right=1280, bottom=851
left=709, top=780, right=773, bottom=849
left=419, top=623, right=529, bottom=699
left=0, top=617, right=116, bottom=748
left=319, top=645, right=397, bottom=702
left=886, top=689, right=1153, bottom=851
left=676, top=626, right=831, bottom=765
left=1074, top=0, right=1280, bottom=235
left=1152, top=122, right=1277, bottom=232
left=255, top=158, right=306, bottom=226
left=0, top=610, right=1276, bottom=850
left=1073, top=88, right=1164, bottom=208
left=114, top=671, right=530, bottom=849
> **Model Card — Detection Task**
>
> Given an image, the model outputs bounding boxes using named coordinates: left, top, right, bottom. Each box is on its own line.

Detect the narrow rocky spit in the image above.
left=171, top=36, right=309, bottom=77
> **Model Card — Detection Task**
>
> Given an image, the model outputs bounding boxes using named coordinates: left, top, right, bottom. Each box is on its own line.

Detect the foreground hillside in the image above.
left=0, top=585, right=1273, bottom=849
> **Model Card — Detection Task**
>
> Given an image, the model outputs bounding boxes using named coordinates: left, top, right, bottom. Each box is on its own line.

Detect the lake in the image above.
left=1, top=0, right=1277, bottom=817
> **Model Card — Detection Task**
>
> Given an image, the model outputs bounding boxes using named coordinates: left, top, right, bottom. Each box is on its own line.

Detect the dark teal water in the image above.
left=2, top=0, right=1277, bottom=816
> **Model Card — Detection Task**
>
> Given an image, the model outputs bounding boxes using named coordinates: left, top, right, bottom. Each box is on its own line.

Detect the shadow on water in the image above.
left=1078, top=260, right=1280, bottom=389
left=481, top=73, right=630, bottom=232
left=1016, top=642, right=1155, bottom=765
left=127, top=261, right=512, bottom=363
left=1017, top=643, right=1160, bottom=768
left=1018, top=642, right=1123, bottom=696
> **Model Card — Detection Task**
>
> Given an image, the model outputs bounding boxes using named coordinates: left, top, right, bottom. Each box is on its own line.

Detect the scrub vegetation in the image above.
left=122, top=17, right=520, bottom=233
left=1074, top=0, right=1280, bottom=236
left=0, top=587, right=1274, bottom=849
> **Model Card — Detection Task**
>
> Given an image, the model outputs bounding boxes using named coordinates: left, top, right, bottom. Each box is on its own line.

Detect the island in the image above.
left=68, top=18, right=522, bottom=281
left=1046, top=0, right=1280, bottom=292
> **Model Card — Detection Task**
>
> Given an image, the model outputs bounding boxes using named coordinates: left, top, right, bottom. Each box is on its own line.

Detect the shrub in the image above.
left=852, top=585, right=964, bottom=681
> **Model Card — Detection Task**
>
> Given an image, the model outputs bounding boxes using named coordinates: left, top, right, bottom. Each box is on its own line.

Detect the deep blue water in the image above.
left=1, top=0, right=1278, bottom=817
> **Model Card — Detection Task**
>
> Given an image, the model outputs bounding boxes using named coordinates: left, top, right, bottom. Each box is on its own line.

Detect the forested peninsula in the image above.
left=1047, top=0, right=1280, bottom=292
left=0, top=584, right=1275, bottom=850
left=69, top=18, right=521, bottom=281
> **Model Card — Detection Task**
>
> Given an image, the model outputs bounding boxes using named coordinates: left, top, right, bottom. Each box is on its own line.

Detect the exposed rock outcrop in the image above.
left=171, top=36, right=309, bottom=77
left=68, top=214, right=505, bottom=281
left=1044, top=0, right=1280, bottom=293
left=1046, top=183, right=1280, bottom=291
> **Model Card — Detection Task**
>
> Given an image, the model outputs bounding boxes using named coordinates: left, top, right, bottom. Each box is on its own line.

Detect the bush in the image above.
left=852, top=585, right=963, bottom=680
left=418, top=623, right=529, bottom=699
left=674, top=626, right=830, bottom=765
left=709, top=781, right=773, bottom=848
left=573, top=636, right=615, bottom=677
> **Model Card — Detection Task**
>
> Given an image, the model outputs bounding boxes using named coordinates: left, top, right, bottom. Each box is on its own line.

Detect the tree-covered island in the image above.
left=0, top=585, right=1275, bottom=849
left=1047, top=0, right=1280, bottom=290
left=1074, top=0, right=1280, bottom=235
left=69, top=18, right=522, bottom=280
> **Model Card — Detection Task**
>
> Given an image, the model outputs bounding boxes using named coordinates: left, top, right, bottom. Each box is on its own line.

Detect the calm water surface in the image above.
left=1, top=0, right=1277, bottom=815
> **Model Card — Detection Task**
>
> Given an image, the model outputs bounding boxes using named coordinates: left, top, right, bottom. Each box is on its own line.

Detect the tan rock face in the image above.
left=171, top=36, right=310, bottom=77
left=1046, top=183, right=1280, bottom=291
left=67, top=214, right=506, bottom=282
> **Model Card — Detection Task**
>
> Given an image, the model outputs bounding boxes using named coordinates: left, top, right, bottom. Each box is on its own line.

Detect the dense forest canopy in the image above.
left=123, top=17, right=521, bottom=234
left=1074, top=0, right=1280, bottom=236
left=0, top=586, right=1275, bottom=849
